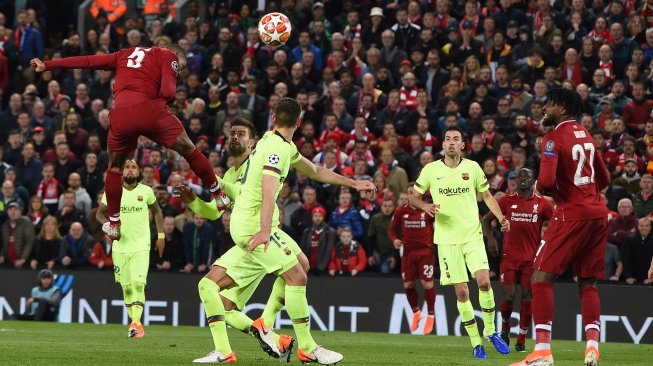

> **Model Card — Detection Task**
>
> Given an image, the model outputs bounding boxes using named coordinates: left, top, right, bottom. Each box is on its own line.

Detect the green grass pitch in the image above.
left=0, top=321, right=649, bottom=365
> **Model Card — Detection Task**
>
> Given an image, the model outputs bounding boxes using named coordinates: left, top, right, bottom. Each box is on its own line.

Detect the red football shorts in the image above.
left=533, top=217, right=608, bottom=279
left=402, top=249, right=435, bottom=282
left=108, top=99, right=184, bottom=154
left=500, top=256, right=534, bottom=290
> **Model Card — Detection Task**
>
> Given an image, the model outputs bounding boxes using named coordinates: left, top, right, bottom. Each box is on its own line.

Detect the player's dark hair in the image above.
left=444, top=126, right=465, bottom=139
left=274, top=98, right=302, bottom=128
left=546, top=88, right=583, bottom=118
left=230, top=116, right=258, bottom=139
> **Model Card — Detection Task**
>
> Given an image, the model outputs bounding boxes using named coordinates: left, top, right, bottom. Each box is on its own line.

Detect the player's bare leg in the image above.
left=403, top=280, right=422, bottom=332
left=281, top=263, right=343, bottom=365
left=475, top=269, right=509, bottom=354
left=194, top=266, right=237, bottom=363
left=510, top=270, right=558, bottom=366
left=420, top=279, right=436, bottom=334
left=169, top=131, right=229, bottom=209
left=102, top=149, right=129, bottom=240
left=499, top=284, right=516, bottom=346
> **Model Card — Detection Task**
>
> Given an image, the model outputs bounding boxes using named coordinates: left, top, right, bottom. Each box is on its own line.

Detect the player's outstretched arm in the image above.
left=31, top=53, right=118, bottom=72
left=480, top=190, right=509, bottom=232
left=174, top=185, right=221, bottom=220
left=292, top=156, right=376, bottom=192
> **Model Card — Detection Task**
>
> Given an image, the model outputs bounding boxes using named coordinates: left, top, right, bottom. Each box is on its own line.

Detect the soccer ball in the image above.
left=258, top=12, right=292, bottom=46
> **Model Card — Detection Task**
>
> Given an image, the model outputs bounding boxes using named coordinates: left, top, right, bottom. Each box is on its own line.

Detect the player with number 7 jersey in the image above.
left=511, top=89, right=611, bottom=366
left=30, top=46, right=228, bottom=242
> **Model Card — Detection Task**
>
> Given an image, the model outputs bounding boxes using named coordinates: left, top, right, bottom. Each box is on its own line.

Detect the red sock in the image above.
left=105, top=169, right=124, bottom=222
left=517, top=300, right=532, bottom=344
left=424, top=287, right=436, bottom=315
left=186, top=149, right=219, bottom=193
left=532, top=282, right=554, bottom=348
left=405, top=287, right=419, bottom=313
left=581, top=286, right=601, bottom=347
left=500, top=300, right=513, bottom=333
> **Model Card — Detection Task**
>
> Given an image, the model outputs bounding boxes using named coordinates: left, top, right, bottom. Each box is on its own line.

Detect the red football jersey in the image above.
left=44, top=47, right=179, bottom=106
left=494, top=193, right=554, bottom=261
left=388, top=204, right=435, bottom=253
left=537, top=120, right=610, bottom=221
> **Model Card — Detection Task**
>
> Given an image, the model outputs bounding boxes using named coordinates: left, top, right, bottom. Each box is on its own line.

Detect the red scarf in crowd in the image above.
left=399, top=86, right=418, bottom=110
left=562, top=62, right=583, bottom=85
left=37, top=178, right=61, bottom=205
left=380, top=160, right=398, bottom=177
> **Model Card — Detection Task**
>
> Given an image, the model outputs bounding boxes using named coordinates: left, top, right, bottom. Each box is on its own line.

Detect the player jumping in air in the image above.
left=96, top=160, right=164, bottom=338
left=193, top=98, right=375, bottom=364
left=409, top=126, right=511, bottom=359
left=511, top=89, right=611, bottom=366
left=175, top=117, right=304, bottom=362
left=482, top=168, right=553, bottom=352
left=388, top=185, right=437, bottom=335
left=30, top=46, right=228, bottom=242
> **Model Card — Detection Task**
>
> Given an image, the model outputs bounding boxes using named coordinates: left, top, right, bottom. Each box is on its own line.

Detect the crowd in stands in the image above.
left=1, top=0, right=653, bottom=284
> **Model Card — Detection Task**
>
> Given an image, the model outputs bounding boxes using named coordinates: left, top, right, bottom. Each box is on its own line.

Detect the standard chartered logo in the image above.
left=438, top=187, right=470, bottom=196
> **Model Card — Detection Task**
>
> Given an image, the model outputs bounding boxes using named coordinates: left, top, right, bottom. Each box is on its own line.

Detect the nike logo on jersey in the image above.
left=437, top=177, right=444, bottom=180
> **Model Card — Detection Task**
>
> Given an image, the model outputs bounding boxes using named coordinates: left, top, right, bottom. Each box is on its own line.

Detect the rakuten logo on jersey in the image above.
left=438, top=187, right=470, bottom=196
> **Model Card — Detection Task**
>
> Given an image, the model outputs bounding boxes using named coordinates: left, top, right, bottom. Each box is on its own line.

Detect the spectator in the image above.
left=54, top=142, right=82, bottom=189
left=15, top=141, right=43, bottom=195
left=182, top=213, right=211, bottom=273
left=58, top=222, right=93, bottom=268
left=15, top=269, right=60, bottom=322
left=606, top=198, right=638, bottom=279
left=36, top=163, right=65, bottom=215
left=329, top=189, right=363, bottom=240
left=623, top=83, right=653, bottom=136
left=613, top=159, right=642, bottom=195
left=56, top=190, right=86, bottom=236
left=366, top=197, right=397, bottom=274
left=290, top=186, right=321, bottom=242
left=30, top=216, right=61, bottom=270
left=328, top=226, right=367, bottom=276
left=153, top=216, right=185, bottom=271
left=88, top=237, right=113, bottom=270
left=28, top=195, right=48, bottom=233
left=634, top=175, right=653, bottom=218
left=13, top=9, right=44, bottom=86
left=622, top=218, right=653, bottom=284
left=300, top=206, right=336, bottom=275
left=59, top=173, right=92, bottom=218
left=77, top=152, right=104, bottom=205
left=0, top=181, right=24, bottom=221
left=376, top=149, right=409, bottom=199
left=0, top=201, right=34, bottom=268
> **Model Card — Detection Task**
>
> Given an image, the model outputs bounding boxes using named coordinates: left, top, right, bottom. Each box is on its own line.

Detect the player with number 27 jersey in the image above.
left=535, top=120, right=610, bottom=276
left=535, top=120, right=611, bottom=276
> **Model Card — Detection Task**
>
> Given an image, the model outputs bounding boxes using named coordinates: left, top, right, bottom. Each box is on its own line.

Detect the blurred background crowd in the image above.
left=0, top=0, right=653, bottom=284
